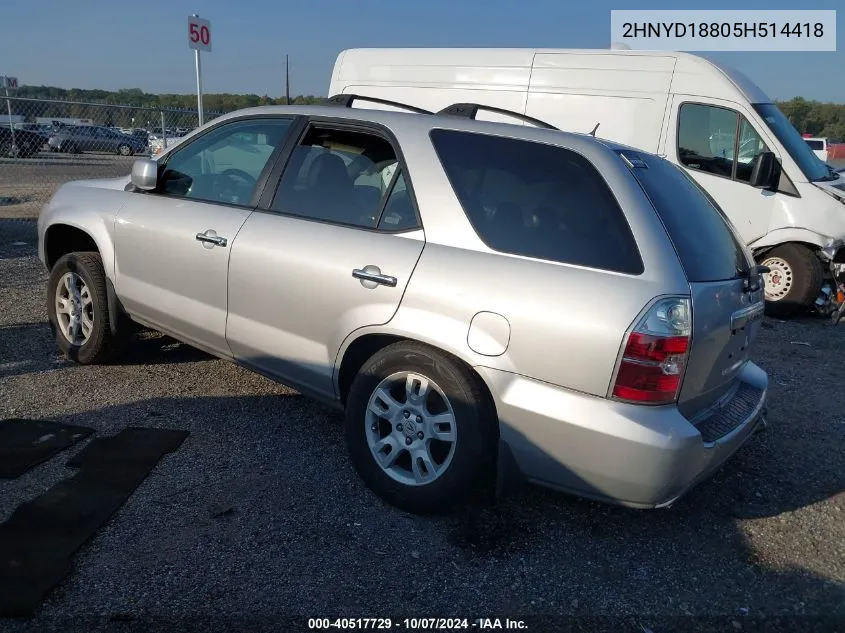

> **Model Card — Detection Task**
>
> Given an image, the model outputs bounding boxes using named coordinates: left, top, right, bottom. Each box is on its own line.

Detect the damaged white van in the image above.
left=329, top=47, right=845, bottom=318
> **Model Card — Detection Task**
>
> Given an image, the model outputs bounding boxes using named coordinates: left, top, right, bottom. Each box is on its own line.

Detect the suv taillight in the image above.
left=612, top=297, right=691, bottom=405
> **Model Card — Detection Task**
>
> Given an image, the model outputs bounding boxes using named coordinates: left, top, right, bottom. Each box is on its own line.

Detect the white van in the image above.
left=329, top=48, right=845, bottom=317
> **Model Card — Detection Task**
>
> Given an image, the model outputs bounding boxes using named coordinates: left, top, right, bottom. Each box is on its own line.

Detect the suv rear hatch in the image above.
left=619, top=150, right=765, bottom=423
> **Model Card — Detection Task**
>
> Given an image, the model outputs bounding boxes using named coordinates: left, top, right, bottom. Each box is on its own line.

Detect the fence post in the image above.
left=3, top=80, right=16, bottom=155
left=160, top=111, right=167, bottom=150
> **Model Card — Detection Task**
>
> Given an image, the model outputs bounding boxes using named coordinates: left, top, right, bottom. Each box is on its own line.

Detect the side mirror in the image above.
left=749, top=151, right=780, bottom=190
left=130, top=158, right=158, bottom=191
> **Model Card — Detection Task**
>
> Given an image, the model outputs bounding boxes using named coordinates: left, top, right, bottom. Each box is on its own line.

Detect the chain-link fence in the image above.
left=0, top=96, right=226, bottom=244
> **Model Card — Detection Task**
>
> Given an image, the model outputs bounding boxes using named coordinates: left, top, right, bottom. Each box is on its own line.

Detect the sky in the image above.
left=0, top=0, right=842, bottom=101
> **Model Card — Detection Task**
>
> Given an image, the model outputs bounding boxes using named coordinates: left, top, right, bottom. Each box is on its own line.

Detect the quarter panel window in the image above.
left=159, top=118, right=293, bottom=205
left=429, top=129, right=643, bottom=274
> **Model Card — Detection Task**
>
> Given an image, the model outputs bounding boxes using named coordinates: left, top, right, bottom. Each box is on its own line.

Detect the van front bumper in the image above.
left=478, top=362, right=768, bottom=509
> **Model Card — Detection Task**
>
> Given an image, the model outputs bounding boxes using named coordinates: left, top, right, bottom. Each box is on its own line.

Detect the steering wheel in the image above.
left=213, top=168, right=257, bottom=203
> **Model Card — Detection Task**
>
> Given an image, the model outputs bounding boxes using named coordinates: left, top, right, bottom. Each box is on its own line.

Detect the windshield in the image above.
left=753, top=103, right=835, bottom=182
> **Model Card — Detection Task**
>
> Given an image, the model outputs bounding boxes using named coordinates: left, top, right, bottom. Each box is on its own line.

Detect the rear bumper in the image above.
left=478, top=362, right=768, bottom=509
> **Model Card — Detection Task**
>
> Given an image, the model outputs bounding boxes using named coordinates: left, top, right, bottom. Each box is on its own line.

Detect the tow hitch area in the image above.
left=814, top=253, right=845, bottom=324
left=826, top=261, right=845, bottom=325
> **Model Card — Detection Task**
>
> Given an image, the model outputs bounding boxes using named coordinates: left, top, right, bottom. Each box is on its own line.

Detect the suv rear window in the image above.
left=618, top=150, right=750, bottom=283
left=430, top=129, right=643, bottom=275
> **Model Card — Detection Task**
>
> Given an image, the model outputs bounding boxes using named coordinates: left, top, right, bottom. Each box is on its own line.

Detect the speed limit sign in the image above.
left=188, top=15, right=211, bottom=52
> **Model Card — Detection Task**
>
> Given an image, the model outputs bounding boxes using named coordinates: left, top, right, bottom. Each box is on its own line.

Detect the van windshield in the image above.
left=753, top=103, right=835, bottom=182
left=618, top=150, right=750, bottom=283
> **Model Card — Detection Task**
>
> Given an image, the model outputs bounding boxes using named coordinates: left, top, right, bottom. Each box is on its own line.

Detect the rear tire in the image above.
left=344, top=341, right=496, bottom=514
left=760, top=243, right=823, bottom=318
left=47, top=252, right=129, bottom=364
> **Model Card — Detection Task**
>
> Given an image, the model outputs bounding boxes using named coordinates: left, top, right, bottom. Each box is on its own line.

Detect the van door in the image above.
left=663, top=96, right=780, bottom=244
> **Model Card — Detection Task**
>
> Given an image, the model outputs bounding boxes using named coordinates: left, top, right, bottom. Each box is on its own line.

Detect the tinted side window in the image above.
left=806, top=140, right=823, bottom=150
left=159, top=118, right=293, bottom=205
left=271, top=126, right=403, bottom=229
left=620, top=150, right=749, bottom=283
left=430, top=129, right=643, bottom=274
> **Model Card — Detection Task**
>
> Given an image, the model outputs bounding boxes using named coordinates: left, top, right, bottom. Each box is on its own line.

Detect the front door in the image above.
left=113, top=116, right=296, bottom=356
left=665, top=96, right=781, bottom=245
left=226, top=121, right=425, bottom=397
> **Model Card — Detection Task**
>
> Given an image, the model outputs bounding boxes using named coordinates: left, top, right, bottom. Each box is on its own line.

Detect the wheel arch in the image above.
left=43, top=222, right=126, bottom=336
left=43, top=223, right=102, bottom=269
left=750, top=229, right=830, bottom=260
left=335, top=331, right=500, bottom=427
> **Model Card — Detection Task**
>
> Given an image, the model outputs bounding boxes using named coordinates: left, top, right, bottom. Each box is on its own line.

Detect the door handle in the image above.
left=195, top=232, right=227, bottom=247
left=352, top=267, right=397, bottom=288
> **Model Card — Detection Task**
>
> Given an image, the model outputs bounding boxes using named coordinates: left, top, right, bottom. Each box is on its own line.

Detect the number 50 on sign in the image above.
left=188, top=16, right=211, bottom=52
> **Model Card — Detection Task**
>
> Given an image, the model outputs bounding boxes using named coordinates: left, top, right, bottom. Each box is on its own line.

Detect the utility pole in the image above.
left=285, top=55, right=290, bottom=105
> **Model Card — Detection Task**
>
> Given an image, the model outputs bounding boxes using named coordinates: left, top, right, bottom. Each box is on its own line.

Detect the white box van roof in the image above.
left=331, top=48, right=772, bottom=106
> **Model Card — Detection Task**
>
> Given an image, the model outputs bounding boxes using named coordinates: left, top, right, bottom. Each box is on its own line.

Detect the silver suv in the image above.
left=37, top=98, right=769, bottom=513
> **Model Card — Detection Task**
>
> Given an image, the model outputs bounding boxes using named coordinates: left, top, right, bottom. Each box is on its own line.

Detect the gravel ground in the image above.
left=0, top=219, right=844, bottom=633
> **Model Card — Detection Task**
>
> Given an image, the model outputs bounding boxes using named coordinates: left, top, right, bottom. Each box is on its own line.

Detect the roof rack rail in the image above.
left=436, top=103, right=559, bottom=130
left=326, top=94, right=433, bottom=115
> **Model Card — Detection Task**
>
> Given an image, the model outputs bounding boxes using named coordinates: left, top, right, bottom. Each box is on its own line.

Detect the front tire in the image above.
left=760, top=243, right=823, bottom=318
left=47, top=252, right=128, bottom=364
left=344, top=341, right=496, bottom=514
left=117, top=143, right=132, bottom=156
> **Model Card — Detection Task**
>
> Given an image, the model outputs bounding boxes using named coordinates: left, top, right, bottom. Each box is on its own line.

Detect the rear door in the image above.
left=621, top=149, right=765, bottom=417
left=225, top=120, right=425, bottom=398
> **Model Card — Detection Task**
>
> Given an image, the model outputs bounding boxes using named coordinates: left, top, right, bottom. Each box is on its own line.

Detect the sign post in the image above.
left=1, top=76, right=18, bottom=155
left=188, top=14, right=211, bottom=128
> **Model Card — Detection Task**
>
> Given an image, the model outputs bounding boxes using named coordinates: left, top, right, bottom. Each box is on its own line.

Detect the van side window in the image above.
left=429, top=129, right=643, bottom=275
left=677, top=103, right=770, bottom=184
left=736, top=118, right=770, bottom=183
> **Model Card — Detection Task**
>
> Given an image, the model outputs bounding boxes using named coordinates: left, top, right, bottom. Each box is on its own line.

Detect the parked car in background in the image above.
left=828, top=140, right=845, bottom=162
left=149, top=132, right=186, bottom=155
left=803, top=136, right=830, bottom=163
left=37, top=99, right=768, bottom=514
left=0, top=126, right=48, bottom=158
left=48, top=125, right=147, bottom=156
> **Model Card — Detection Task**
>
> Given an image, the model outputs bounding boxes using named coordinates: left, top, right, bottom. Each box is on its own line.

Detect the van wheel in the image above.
left=344, top=341, right=496, bottom=514
left=47, top=252, right=128, bottom=364
left=760, top=244, right=823, bottom=318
